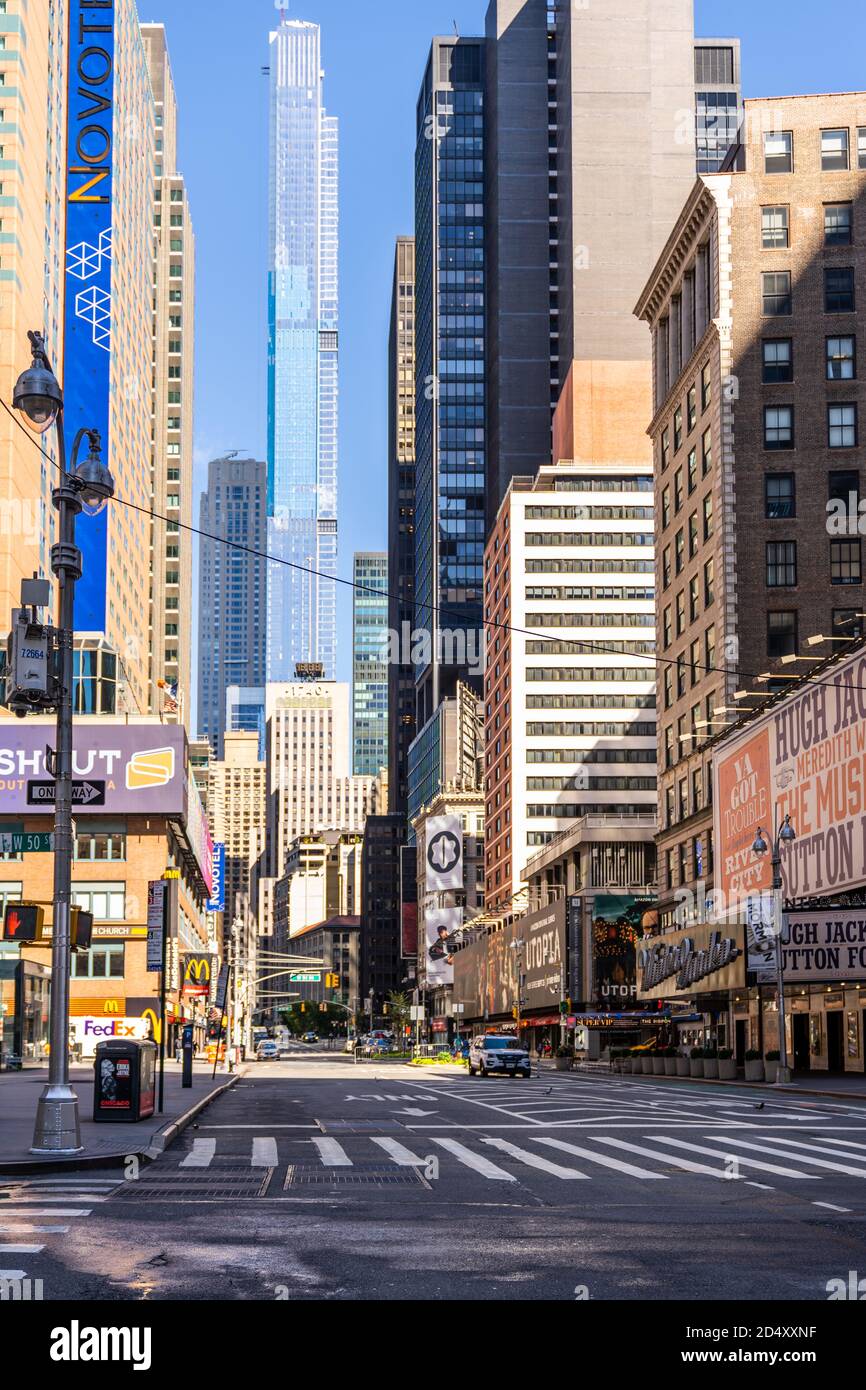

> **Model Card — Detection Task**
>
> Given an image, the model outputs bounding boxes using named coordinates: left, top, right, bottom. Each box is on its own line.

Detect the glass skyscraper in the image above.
left=352, top=553, right=389, bottom=776
left=267, top=15, right=339, bottom=681
left=413, top=39, right=487, bottom=731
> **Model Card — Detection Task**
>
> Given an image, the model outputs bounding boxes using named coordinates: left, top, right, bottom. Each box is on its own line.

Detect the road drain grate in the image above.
left=284, top=1164, right=427, bottom=1188
left=113, top=1170, right=272, bottom=1201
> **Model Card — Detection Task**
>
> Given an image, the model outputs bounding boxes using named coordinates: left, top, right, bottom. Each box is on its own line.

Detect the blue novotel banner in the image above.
left=207, top=843, right=226, bottom=914
left=64, top=1, right=115, bottom=632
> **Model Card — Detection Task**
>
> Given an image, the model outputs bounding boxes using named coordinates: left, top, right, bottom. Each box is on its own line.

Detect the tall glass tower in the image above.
left=267, top=14, right=339, bottom=680
left=352, top=553, right=389, bottom=776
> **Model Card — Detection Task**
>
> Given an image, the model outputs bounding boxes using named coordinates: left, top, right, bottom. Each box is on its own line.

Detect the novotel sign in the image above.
left=636, top=924, right=746, bottom=1001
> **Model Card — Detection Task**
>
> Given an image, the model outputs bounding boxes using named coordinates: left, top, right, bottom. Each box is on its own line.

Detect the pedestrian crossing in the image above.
left=164, top=1129, right=866, bottom=1193
left=0, top=1175, right=119, bottom=1285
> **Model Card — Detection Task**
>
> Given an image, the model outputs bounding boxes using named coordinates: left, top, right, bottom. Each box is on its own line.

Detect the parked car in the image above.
left=468, top=1035, right=531, bottom=1078
left=256, top=1040, right=279, bottom=1062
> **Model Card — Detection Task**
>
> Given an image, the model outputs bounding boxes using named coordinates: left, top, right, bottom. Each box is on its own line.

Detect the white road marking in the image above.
left=593, top=1136, right=744, bottom=1179
left=180, top=1139, right=216, bottom=1169
left=756, top=1136, right=866, bottom=1164
left=371, top=1138, right=426, bottom=1166
left=649, top=1136, right=817, bottom=1179
left=0, top=1208, right=92, bottom=1218
left=0, top=1244, right=44, bottom=1254
left=430, top=1138, right=516, bottom=1181
left=746, top=1182, right=775, bottom=1190
left=311, top=1137, right=352, bottom=1167
left=717, top=1136, right=866, bottom=1178
left=535, top=1136, right=669, bottom=1179
left=195, top=1125, right=318, bottom=1130
left=812, top=1202, right=853, bottom=1213
left=812, top=1137, right=866, bottom=1151
left=0, top=1270, right=26, bottom=1280
left=482, top=1138, right=590, bottom=1179
left=252, top=1137, right=278, bottom=1168
left=0, top=1225, right=69, bottom=1234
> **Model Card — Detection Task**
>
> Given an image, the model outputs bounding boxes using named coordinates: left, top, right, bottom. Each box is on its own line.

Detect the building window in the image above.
left=71, top=884, right=125, bottom=921
left=674, top=469, right=684, bottom=512
left=674, top=405, right=683, bottom=452
left=764, top=131, right=793, bottom=174
left=764, top=405, right=794, bottom=449
left=705, top=625, right=716, bottom=673
left=701, top=428, right=712, bottom=476
left=766, top=541, right=797, bottom=587
left=829, top=469, right=859, bottom=506
left=767, top=611, right=797, bottom=659
left=827, top=335, right=856, bottom=380
left=689, top=512, right=699, bottom=557
left=762, top=338, right=793, bottom=382
left=661, top=486, right=671, bottom=528
left=829, top=403, right=858, bottom=448
left=762, top=271, right=792, bottom=315
left=765, top=473, right=795, bottom=519
left=831, top=539, right=862, bottom=585
left=687, top=449, right=698, bottom=493
left=821, top=128, right=849, bottom=171
left=675, top=530, right=684, bottom=575
left=74, top=828, right=126, bottom=861
left=825, top=267, right=855, bottom=313
left=661, top=427, right=670, bottom=470
left=703, top=495, right=714, bottom=540
left=825, top=202, right=853, bottom=246
left=70, top=944, right=124, bottom=980
left=761, top=205, right=789, bottom=249
left=689, top=576, right=700, bottom=622
left=704, top=558, right=715, bottom=606
left=687, top=385, right=697, bottom=432
left=859, top=128, right=866, bottom=169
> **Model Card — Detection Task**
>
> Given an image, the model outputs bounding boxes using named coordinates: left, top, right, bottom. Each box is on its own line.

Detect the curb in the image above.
left=0, top=1072, right=241, bottom=1176
left=587, top=1068, right=866, bottom=1103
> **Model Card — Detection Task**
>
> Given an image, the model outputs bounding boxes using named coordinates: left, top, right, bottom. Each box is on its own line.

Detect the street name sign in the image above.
left=27, top=780, right=106, bottom=807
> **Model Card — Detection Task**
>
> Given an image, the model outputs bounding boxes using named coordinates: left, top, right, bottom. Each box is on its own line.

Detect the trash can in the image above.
left=93, top=1038, right=157, bottom=1123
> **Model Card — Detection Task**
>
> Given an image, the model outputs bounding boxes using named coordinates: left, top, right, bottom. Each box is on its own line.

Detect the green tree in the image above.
left=387, top=990, right=412, bottom=1038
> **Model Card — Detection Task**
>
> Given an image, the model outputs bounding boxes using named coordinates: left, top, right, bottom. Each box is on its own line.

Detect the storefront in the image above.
left=0, top=947, right=50, bottom=1068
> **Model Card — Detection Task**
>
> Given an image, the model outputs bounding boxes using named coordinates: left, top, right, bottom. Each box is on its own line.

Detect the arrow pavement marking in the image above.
left=311, top=1137, right=352, bottom=1167
left=252, top=1137, right=278, bottom=1168
left=482, top=1138, right=589, bottom=1180
left=429, top=1138, right=516, bottom=1181
left=714, top=1135, right=866, bottom=1177
left=180, top=1139, right=216, bottom=1168
left=534, top=1137, right=669, bottom=1180
left=393, top=1108, right=437, bottom=1118
left=371, top=1138, right=426, bottom=1167
left=650, top=1136, right=818, bottom=1179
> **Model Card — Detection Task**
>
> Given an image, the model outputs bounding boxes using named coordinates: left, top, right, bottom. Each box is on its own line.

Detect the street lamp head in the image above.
left=13, top=333, right=62, bottom=434
left=752, top=828, right=769, bottom=857
left=779, top=816, right=796, bottom=844
left=72, top=430, right=114, bottom=516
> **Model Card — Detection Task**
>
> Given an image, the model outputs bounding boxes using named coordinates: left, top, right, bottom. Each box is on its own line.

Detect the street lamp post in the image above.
left=13, top=331, right=114, bottom=1153
left=752, top=815, right=796, bottom=1087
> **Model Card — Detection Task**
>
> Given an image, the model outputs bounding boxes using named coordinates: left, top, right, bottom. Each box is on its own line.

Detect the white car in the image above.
left=256, top=1040, right=279, bottom=1061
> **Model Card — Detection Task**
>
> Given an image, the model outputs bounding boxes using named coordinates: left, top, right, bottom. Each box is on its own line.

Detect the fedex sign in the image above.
left=72, top=1016, right=150, bottom=1056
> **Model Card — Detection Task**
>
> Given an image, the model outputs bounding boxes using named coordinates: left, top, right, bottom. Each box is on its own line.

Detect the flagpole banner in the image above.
left=425, top=906, right=462, bottom=986
left=424, top=815, right=464, bottom=892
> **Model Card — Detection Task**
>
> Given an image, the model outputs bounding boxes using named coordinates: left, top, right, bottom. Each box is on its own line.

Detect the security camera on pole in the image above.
left=11, top=331, right=115, bottom=1153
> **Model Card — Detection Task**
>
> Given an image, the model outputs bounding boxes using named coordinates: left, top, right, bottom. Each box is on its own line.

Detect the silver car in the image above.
left=468, top=1035, right=531, bottom=1078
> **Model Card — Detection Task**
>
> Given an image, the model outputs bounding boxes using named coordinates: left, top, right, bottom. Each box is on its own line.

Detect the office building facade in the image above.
left=387, top=237, right=418, bottom=812
left=352, top=552, right=388, bottom=776
left=197, top=457, right=268, bottom=758
left=267, top=15, right=339, bottom=682
left=141, top=24, right=196, bottom=724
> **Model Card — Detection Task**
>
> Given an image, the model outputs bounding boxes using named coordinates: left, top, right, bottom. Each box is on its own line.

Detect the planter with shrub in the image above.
left=676, top=1051, right=690, bottom=1076
left=690, top=1047, right=704, bottom=1078
left=555, top=1045, right=575, bottom=1072
left=744, top=1049, right=764, bottom=1082
left=642, top=1054, right=654, bottom=1074
left=703, top=1046, right=719, bottom=1079
left=663, top=1047, right=679, bottom=1076
left=652, top=1052, right=665, bottom=1074
left=718, top=1047, right=736, bottom=1080
left=764, top=1050, right=780, bottom=1083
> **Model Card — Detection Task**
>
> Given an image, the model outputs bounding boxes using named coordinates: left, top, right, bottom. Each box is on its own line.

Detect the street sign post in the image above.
left=0, top=830, right=54, bottom=854
left=26, top=780, right=106, bottom=807
left=289, top=971, right=322, bottom=984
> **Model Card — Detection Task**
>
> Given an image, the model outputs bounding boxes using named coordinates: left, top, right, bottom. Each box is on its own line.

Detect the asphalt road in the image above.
left=5, top=1054, right=866, bottom=1301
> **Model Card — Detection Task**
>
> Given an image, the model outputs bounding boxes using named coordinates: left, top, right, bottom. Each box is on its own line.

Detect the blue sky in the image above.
left=149, top=0, right=866, bottom=693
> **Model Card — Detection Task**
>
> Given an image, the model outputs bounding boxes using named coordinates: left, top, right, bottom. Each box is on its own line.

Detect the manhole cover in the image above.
left=318, top=1120, right=406, bottom=1133
left=284, top=1164, right=427, bottom=1188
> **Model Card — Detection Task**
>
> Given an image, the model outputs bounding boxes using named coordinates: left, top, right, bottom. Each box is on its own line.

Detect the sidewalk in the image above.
left=0, top=1060, right=240, bottom=1173
left=557, top=1062, right=866, bottom=1101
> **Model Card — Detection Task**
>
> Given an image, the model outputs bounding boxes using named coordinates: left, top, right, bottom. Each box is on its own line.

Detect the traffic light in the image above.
left=3, top=903, right=45, bottom=942
left=512, top=1006, right=519, bottom=1020
left=324, top=972, right=340, bottom=990
left=319, top=1002, right=327, bottom=1013
left=70, top=907, right=94, bottom=952
left=300, top=1003, right=306, bottom=1014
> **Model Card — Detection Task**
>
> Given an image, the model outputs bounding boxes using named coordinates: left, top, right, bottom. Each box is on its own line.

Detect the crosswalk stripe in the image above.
left=0, top=1226, right=69, bottom=1235
left=430, top=1138, right=516, bottom=1182
left=535, top=1136, right=668, bottom=1179
left=0, top=1245, right=44, bottom=1254
left=756, top=1136, right=866, bottom=1164
left=717, top=1136, right=866, bottom=1178
left=311, top=1137, right=352, bottom=1167
left=0, top=1194, right=108, bottom=1203
left=370, top=1138, right=426, bottom=1167
left=813, top=1202, right=852, bottom=1213
left=252, top=1137, right=278, bottom=1168
left=593, top=1136, right=744, bottom=1178
left=482, top=1138, right=590, bottom=1179
left=649, top=1136, right=817, bottom=1179
left=0, top=1271, right=26, bottom=1280
left=813, top=1137, right=866, bottom=1151
left=0, top=1208, right=92, bottom=1217
left=180, top=1139, right=216, bottom=1169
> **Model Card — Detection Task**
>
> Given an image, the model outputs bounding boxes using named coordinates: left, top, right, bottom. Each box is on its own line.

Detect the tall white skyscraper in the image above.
left=267, top=15, right=339, bottom=681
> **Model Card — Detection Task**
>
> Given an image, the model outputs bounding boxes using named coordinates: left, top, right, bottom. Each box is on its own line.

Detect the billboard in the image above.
left=590, top=895, right=656, bottom=1008
left=452, top=901, right=567, bottom=1019
left=0, top=725, right=187, bottom=815
left=425, top=815, right=464, bottom=892
left=635, top=922, right=746, bottom=1001
left=65, top=1, right=116, bottom=633
left=774, top=910, right=866, bottom=984
left=425, top=906, right=461, bottom=987
left=207, top=844, right=226, bottom=913
left=714, top=648, right=866, bottom=910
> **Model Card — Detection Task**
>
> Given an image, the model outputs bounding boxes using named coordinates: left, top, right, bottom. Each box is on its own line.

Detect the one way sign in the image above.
left=27, top=780, right=106, bottom=807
